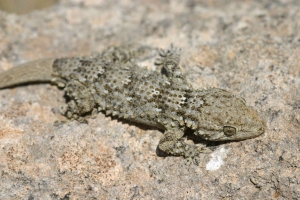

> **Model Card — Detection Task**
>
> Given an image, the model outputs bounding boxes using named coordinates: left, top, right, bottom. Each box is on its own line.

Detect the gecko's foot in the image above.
left=154, top=44, right=181, bottom=67
left=183, top=144, right=212, bottom=165
left=158, top=131, right=212, bottom=165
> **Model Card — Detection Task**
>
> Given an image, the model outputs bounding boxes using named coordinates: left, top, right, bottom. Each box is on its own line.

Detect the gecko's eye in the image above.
left=223, top=126, right=236, bottom=136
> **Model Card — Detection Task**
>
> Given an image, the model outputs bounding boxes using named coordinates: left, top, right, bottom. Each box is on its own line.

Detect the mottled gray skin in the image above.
left=0, top=45, right=265, bottom=164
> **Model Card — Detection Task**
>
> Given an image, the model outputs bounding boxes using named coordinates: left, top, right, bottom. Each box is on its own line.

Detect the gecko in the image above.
left=0, top=45, right=265, bottom=164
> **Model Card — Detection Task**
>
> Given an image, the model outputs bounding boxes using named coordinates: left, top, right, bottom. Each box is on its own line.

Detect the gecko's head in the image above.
left=194, top=88, right=265, bottom=141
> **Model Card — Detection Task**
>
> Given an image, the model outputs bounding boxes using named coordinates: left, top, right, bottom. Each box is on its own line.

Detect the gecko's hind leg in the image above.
left=61, top=79, right=96, bottom=123
left=158, top=129, right=211, bottom=165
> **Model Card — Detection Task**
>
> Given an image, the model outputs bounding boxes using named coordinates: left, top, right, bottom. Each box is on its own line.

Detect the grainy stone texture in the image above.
left=0, top=0, right=299, bottom=199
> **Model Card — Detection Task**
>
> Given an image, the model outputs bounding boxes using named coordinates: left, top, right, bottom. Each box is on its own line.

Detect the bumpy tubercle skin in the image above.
left=0, top=45, right=266, bottom=164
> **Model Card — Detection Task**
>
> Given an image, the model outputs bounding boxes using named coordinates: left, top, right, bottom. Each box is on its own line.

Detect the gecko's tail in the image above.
left=0, top=58, right=55, bottom=89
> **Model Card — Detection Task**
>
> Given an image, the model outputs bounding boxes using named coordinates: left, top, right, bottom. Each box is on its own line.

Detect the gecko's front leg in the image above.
left=158, top=129, right=211, bottom=165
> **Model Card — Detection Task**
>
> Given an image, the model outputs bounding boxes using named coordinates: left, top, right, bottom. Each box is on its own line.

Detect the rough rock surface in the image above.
left=0, top=0, right=299, bottom=199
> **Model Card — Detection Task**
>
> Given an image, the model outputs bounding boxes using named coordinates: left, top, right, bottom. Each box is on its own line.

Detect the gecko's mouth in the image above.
left=236, top=120, right=266, bottom=140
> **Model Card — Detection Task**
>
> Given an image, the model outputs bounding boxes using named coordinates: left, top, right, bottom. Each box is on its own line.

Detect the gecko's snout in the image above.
left=226, top=106, right=266, bottom=141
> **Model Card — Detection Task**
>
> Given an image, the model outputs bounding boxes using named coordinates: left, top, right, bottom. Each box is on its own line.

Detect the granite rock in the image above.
left=0, top=0, right=299, bottom=199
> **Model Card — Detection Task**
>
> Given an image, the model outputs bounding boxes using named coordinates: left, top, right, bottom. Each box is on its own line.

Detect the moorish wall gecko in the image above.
left=0, top=45, right=265, bottom=164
